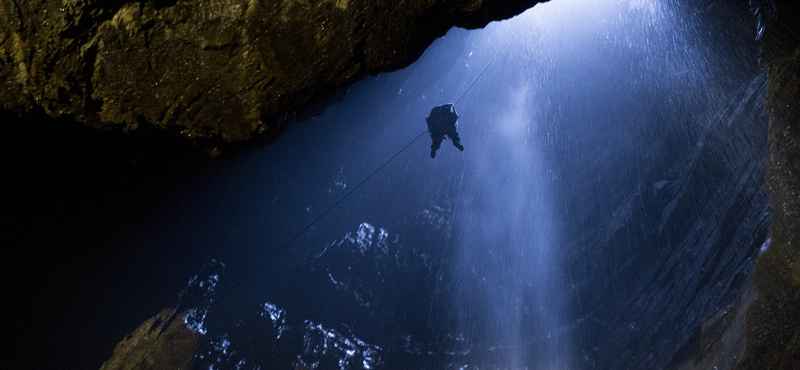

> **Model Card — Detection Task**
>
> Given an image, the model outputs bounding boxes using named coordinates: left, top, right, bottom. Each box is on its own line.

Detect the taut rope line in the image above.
left=143, top=25, right=519, bottom=363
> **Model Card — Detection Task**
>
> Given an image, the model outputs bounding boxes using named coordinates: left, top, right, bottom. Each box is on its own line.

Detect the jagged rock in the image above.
left=0, top=0, right=542, bottom=150
left=99, top=308, right=200, bottom=370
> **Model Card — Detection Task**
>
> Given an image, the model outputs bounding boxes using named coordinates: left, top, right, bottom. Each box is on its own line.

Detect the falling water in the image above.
left=445, top=82, right=565, bottom=368
left=428, top=0, right=752, bottom=368
left=77, top=0, right=770, bottom=369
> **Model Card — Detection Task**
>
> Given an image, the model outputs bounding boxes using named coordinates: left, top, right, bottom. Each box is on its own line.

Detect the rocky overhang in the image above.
left=0, top=0, right=544, bottom=154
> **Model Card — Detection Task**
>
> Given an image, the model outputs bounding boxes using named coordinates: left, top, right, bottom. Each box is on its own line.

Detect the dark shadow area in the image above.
left=1, top=110, right=208, bottom=369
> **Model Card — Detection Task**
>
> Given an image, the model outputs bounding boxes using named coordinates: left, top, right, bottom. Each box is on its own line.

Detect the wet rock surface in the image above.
left=0, top=0, right=542, bottom=150
left=667, top=277, right=757, bottom=370
left=659, top=2, right=800, bottom=367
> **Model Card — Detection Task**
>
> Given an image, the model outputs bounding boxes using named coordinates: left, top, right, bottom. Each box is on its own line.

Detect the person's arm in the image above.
left=449, top=105, right=459, bottom=119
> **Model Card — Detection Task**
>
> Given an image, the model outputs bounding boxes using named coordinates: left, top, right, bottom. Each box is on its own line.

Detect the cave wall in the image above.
left=0, top=0, right=543, bottom=151
left=740, top=1, right=800, bottom=367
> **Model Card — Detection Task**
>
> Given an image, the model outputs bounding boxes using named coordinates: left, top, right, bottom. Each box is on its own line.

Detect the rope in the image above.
left=219, top=29, right=517, bottom=299
left=142, top=130, right=429, bottom=362
left=211, top=129, right=429, bottom=306
left=143, top=24, right=518, bottom=363
left=454, top=28, right=519, bottom=106
left=209, top=22, right=518, bottom=320
left=218, top=27, right=518, bottom=304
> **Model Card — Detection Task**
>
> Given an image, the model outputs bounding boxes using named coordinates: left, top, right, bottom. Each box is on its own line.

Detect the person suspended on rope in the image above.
left=426, top=104, right=464, bottom=158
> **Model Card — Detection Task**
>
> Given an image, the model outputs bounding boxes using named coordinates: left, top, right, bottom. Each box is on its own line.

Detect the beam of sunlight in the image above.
left=451, top=83, right=566, bottom=369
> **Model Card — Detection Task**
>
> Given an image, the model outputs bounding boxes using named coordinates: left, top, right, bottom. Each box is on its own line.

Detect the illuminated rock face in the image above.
left=0, top=0, right=542, bottom=150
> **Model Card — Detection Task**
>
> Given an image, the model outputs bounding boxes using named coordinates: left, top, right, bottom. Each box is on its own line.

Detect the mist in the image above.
left=28, top=0, right=770, bottom=369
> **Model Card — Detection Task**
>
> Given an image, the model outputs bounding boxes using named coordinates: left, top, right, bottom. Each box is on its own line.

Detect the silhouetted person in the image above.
left=427, top=104, right=464, bottom=158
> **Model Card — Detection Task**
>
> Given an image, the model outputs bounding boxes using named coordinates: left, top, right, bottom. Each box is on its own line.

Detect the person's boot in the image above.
left=431, top=149, right=436, bottom=158
left=455, top=142, right=464, bottom=151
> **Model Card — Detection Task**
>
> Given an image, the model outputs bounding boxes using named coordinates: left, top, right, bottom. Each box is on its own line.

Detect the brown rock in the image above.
left=99, top=308, right=201, bottom=370
left=739, top=0, right=800, bottom=368
left=0, top=0, right=544, bottom=150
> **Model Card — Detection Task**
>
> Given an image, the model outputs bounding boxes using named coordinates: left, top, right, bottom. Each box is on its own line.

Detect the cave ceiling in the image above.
left=0, top=0, right=544, bottom=152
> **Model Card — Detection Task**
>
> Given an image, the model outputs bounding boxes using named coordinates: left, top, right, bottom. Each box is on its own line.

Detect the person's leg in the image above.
left=430, top=134, right=444, bottom=158
left=448, top=131, right=464, bottom=151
